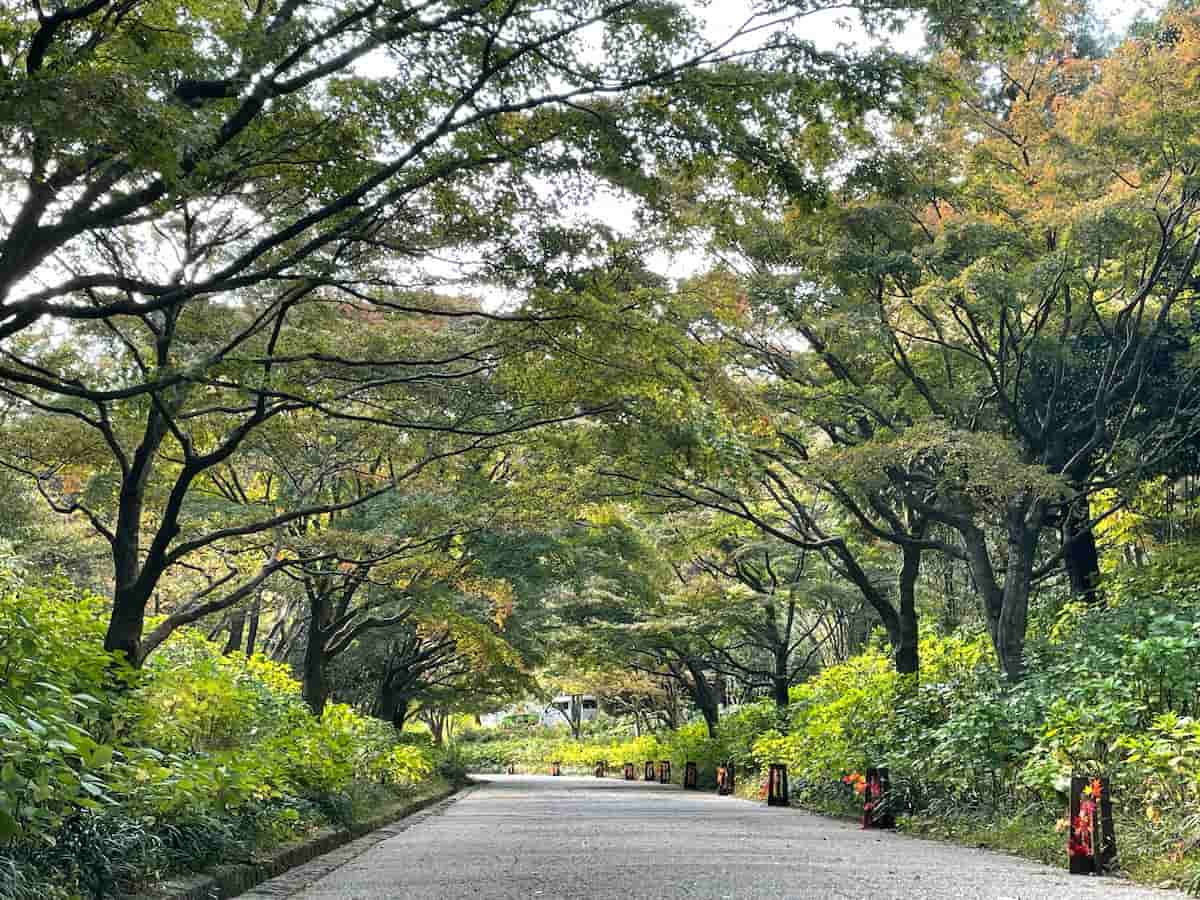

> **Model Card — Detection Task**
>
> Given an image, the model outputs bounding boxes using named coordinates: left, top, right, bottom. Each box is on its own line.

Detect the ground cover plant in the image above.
left=0, top=573, right=442, bottom=900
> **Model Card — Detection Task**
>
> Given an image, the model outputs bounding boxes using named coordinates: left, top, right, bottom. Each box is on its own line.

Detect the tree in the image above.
left=0, top=0, right=1031, bottom=669
left=710, top=6, right=1200, bottom=679
left=342, top=607, right=529, bottom=734
left=1, top=295, right=595, bottom=665
left=684, top=533, right=862, bottom=708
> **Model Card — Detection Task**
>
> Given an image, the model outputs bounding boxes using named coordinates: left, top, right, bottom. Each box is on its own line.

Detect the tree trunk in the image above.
left=570, top=694, right=583, bottom=739
left=896, top=542, right=922, bottom=677
left=105, top=584, right=147, bottom=665
left=245, top=595, right=261, bottom=657
left=773, top=648, right=790, bottom=710
left=993, top=497, right=1044, bottom=682
left=663, top=679, right=681, bottom=730
left=302, top=586, right=334, bottom=716
left=682, top=659, right=720, bottom=738
left=377, top=673, right=412, bottom=730
left=829, top=541, right=904, bottom=653
left=302, top=624, right=328, bottom=716
left=223, top=608, right=246, bottom=655
left=1062, top=499, right=1101, bottom=604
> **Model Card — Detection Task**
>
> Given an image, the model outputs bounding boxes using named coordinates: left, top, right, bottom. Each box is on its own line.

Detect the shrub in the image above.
left=0, top=576, right=131, bottom=845
left=0, top=572, right=438, bottom=898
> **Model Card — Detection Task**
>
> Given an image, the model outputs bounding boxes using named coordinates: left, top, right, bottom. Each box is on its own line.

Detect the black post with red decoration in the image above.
left=551, top=761, right=561, bottom=777
left=716, top=762, right=735, bottom=796
left=862, top=767, right=895, bottom=829
left=644, top=760, right=655, bottom=781
left=1068, top=776, right=1116, bottom=875
left=683, top=762, right=699, bottom=790
left=767, top=764, right=789, bottom=807
left=623, top=762, right=635, bottom=780
left=658, top=760, right=672, bottom=784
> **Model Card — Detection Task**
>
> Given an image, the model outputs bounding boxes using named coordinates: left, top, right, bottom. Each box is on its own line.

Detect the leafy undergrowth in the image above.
left=899, top=805, right=1200, bottom=894
left=0, top=573, right=448, bottom=900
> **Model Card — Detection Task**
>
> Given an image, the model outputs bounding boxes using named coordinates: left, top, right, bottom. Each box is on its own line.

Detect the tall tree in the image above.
left=684, top=533, right=864, bottom=708
left=1, top=0, right=1030, bottom=667
left=713, top=5, right=1200, bottom=679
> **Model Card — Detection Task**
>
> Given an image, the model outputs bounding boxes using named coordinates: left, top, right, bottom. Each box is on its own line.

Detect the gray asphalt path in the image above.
left=271, top=774, right=1191, bottom=900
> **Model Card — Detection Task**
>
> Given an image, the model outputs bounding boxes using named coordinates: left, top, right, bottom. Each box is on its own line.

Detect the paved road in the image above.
left=261, top=775, right=1191, bottom=900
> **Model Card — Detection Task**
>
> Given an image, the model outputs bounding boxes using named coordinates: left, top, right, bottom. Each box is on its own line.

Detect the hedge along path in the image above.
left=136, top=787, right=468, bottom=900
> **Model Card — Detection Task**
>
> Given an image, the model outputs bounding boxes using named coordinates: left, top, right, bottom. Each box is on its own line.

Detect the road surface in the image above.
left=243, top=774, right=1191, bottom=900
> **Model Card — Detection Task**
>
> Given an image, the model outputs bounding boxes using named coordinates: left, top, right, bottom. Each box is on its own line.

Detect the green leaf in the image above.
left=0, top=808, right=19, bottom=841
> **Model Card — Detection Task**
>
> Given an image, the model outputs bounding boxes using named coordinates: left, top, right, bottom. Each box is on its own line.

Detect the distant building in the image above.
left=480, top=695, right=600, bottom=729
left=539, top=694, right=599, bottom=728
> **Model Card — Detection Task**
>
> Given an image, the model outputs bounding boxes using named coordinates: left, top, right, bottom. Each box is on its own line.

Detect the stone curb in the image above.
left=132, top=785, right=464, bottom=900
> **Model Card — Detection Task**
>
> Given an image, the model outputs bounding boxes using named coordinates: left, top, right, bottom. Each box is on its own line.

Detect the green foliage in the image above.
left=0, top=577, right=132, bottom=846
left=454, top=731, right=666, bottom=775
left=128, top=631, right=306, bottom=754
left=0, top=573, right=436, bottom=897
left=468, top=555, right=1200, bottom=892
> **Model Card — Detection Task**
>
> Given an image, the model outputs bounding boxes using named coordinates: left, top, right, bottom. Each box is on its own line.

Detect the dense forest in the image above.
left=3, top=0, right=1200, bottom=896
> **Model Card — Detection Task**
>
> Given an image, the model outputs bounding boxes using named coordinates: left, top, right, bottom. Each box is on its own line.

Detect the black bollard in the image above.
left=767, top=763, right=789, bottom=807
left=684, top=761, right=699, bottom=790
left=862, top=767, right=895, bottom=829
left=1068, top=776, right=1116, bottom=875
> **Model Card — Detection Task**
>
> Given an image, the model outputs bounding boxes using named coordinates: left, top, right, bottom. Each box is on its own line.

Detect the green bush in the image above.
left=0, top=572, right=438, bottom=898
left=0, top=576, right=132, bottom=845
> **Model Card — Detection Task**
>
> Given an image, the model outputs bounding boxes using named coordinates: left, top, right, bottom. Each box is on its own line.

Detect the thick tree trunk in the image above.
left=302, top=624, right=328, bottom=716
left=223, top=608, right=246, bottom=655
left=683, top=659, right=720, bottom=738
left=302, top=587, right=333, bottom=716
left=773, top=648, right=790, bottom=709
left=105, top=585, right=147, bottom=665
left=377, top=673, right=412, bottom=730
left=1062, top=500, right=1101, bottom=604
left=772, top=676, right=790, bottom=709
left=993, top=497, right=1044, bottom=682
left=896, top=543, right=922, bottom=677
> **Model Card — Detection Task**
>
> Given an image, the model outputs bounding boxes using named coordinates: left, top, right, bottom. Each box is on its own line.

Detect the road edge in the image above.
left=131, top=784, right=467, bottom=900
